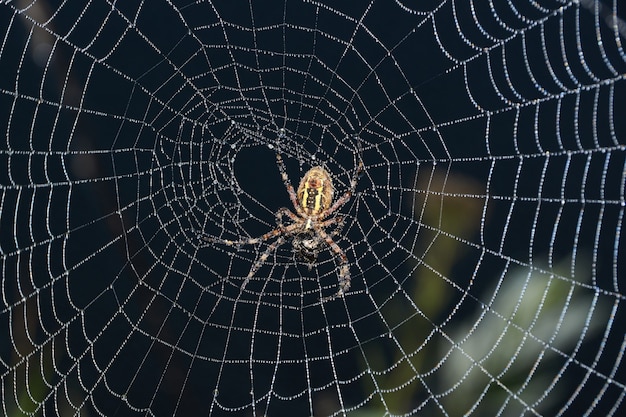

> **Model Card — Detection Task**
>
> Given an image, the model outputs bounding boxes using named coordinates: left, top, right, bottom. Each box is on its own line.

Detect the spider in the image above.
left=197, top=138, right=363, bottom=302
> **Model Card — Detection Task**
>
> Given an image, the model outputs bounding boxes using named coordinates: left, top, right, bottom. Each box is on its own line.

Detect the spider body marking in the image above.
left=297, top=166, right=333, bottom=218
left=197, top=135, right=363, bottom=302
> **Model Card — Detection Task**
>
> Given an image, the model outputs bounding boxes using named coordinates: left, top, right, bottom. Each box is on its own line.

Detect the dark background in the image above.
left=1, top=1, right=625, bottom=416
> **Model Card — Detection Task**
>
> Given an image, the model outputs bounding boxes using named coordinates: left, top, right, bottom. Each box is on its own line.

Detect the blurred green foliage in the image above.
left=355, top=169, right=608, bottom=416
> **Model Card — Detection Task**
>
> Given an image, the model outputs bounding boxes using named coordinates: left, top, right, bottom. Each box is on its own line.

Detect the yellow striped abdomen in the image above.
left=297, top=166, right=334, bottom=218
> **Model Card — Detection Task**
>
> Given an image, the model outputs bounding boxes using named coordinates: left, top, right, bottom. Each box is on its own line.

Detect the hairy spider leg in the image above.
left=275, top=152, right=307, bottom=218
left=316, top=215, right=344, bottom=237
left=196, top=207, right=299, bottom=247
left=318, top=145, right=363, bottom=301
left=320, top=154, right=363, bottom=219
left=316, top=225, right=351, bottom=302
left=241, top=235, right=286, bottom=290
left=198, top=211, right=306, bottom=288
left=276, top=207, right=301, bottom=229
left=197, top=227, right=280, bottom=247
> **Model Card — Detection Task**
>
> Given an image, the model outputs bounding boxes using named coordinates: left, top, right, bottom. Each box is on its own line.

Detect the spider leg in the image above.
left=276, top=207, right=300, bottom=229
left=241, top=235, right=286, bottom=290
left=196, top=207, right=298, bottom=248
left=320, top=150, right=363, bottom=219
left=316, top=227, right=351, bottom=302
left=317, top=215, right=344, bottom=237
left=196, top=227, right=282, bottom=247
left=275, top=151, right=307, bottom=218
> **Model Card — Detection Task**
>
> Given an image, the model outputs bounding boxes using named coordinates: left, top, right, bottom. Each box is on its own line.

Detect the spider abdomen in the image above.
left=297, top=166, right=334, bottom=216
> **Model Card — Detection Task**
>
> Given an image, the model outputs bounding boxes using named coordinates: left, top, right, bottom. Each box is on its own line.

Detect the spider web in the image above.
left=1, top=0, right=625, bottom=416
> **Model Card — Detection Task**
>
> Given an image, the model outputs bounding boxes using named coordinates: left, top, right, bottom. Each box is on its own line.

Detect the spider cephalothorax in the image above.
left=198, top=136, right=362, bottom=301
left=291, top=228, right=328, bottom=269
